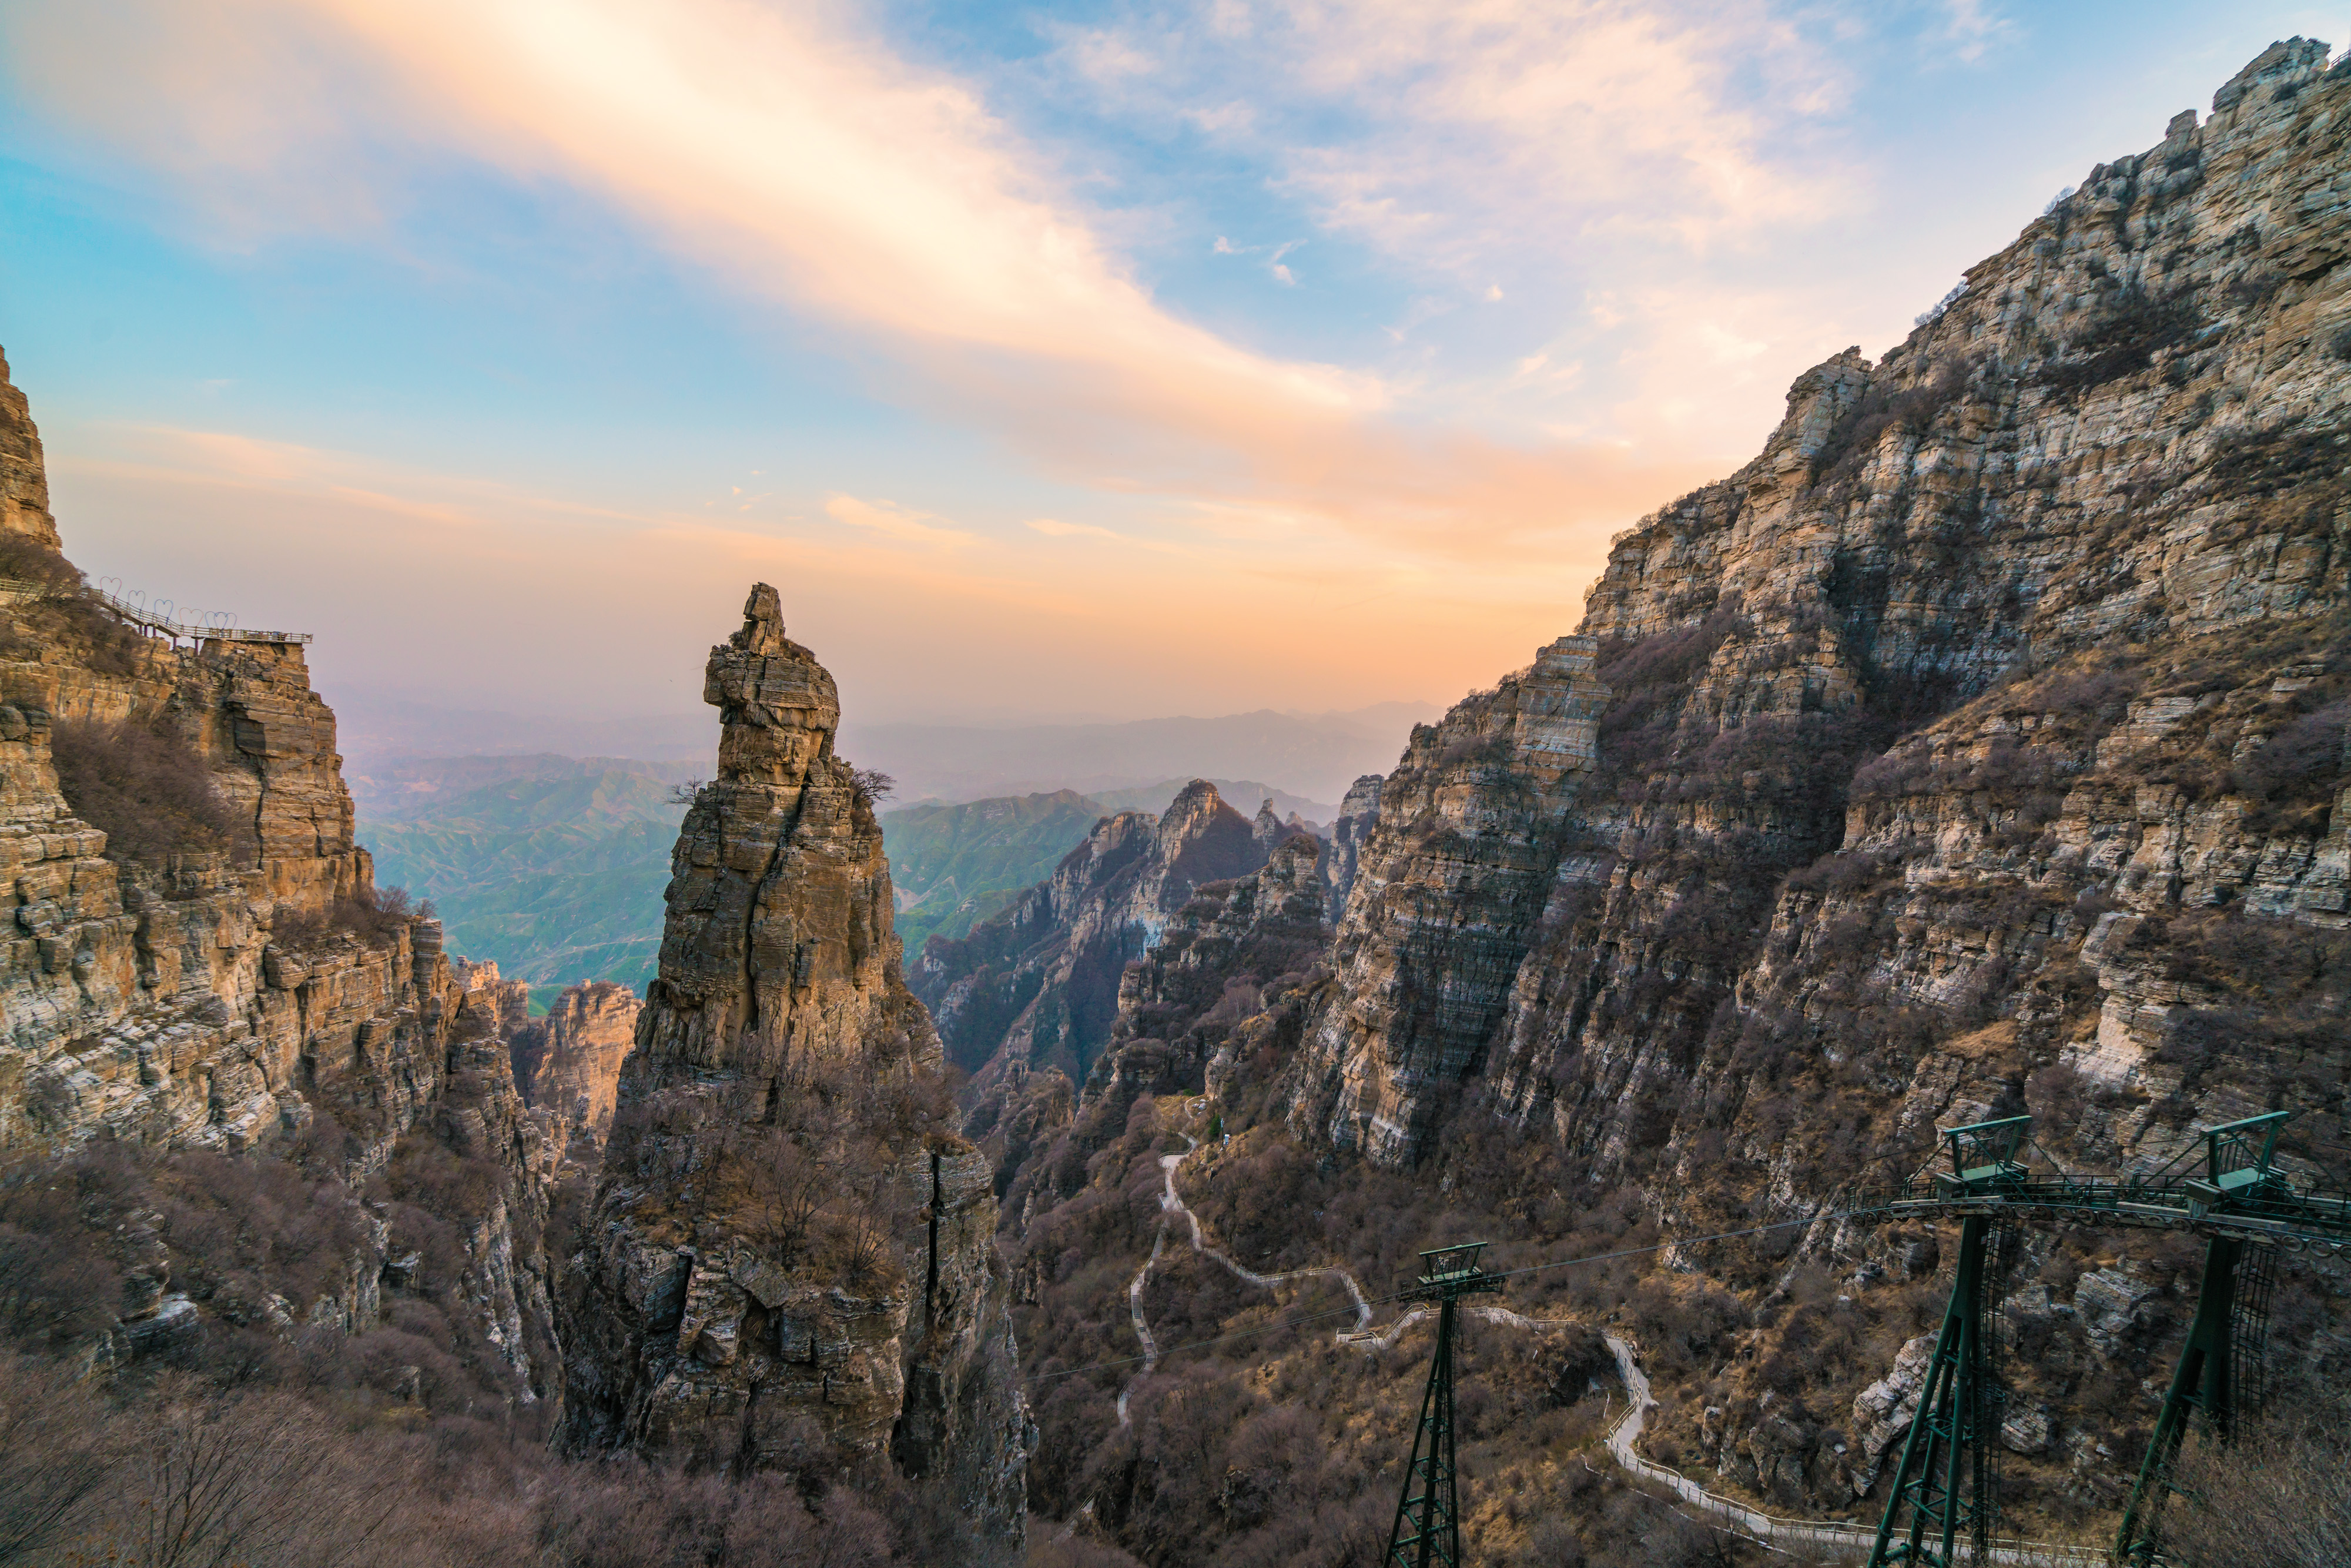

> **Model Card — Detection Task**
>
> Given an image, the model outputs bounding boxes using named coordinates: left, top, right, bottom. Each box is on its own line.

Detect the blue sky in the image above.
left=1, top=1, right=2343, bottom=732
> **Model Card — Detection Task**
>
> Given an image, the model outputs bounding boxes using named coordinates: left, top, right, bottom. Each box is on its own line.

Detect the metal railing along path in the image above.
left=84, top=585, right=313, bottom=646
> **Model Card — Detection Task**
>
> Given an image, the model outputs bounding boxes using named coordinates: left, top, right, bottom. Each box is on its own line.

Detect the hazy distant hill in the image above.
left=357, top=760, right=693, bottom=997
left=881, top=790, right=1106, bottom=951
left=355, top=753, right=1354, bottom=992
left=838, top=701, right=1432, bottom=804
left=1081, top=777, right=1334, bottom=825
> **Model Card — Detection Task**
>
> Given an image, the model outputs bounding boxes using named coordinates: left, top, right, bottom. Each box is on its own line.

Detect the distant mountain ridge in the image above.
left=838, top=701, right=1432, bottom=804
left=360, top=765, right=689, bottom=996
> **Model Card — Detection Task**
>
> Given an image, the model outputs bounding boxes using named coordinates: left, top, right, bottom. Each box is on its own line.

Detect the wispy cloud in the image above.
left=1026, top=517, right=1127, bottom=540
left=1936, top=1, right=2018, bottom=64
left=825, top=494, right=976, bottom=548
left=8, top=0, right=1753, bottom=559
left=1056, top=0, right=1859, bottom=272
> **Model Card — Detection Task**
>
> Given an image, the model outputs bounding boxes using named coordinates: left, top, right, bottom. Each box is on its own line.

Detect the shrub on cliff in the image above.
left=0, top=536, right=148, bottom=675
left=49, top=716, right=243, bottom=863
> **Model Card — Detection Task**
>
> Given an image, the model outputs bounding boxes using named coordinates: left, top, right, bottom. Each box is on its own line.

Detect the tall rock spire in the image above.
left=637, top=584, right=931, bottom=1074
left=560, top=585, right=1025, bottom=1553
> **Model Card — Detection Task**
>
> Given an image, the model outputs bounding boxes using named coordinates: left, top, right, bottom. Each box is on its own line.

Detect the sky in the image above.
left=0, top=1, right=2343, bottom=735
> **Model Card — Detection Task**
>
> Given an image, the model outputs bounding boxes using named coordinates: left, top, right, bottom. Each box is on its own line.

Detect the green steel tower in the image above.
left=1866, top=1118, right=2027, bottom=1568
left=1385, top=1242, right=1502, bottom=1568
left=2114, top=1113, right=2288, bottom=1565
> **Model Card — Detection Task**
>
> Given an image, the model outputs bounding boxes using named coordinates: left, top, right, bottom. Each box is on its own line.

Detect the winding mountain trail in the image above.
left=1110, top=1124, right=2106, bottom=1565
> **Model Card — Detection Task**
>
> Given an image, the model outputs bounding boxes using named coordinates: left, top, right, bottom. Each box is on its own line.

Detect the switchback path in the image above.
left=1110, top=1127, right=2106, bottom=1566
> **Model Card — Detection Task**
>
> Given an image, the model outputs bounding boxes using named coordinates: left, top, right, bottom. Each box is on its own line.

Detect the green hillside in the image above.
left=880, top=789, right=1105, bottom=951
left=361, top=768, right=688, bottom=996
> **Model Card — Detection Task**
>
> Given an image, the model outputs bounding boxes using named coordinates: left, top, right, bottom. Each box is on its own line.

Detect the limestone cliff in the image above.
left=557, top=587, right=1025, bottom=1557
left=0, top=347, right=58, bottom=550
left=1298, top=41, right=2348, bottom=1171
left=1264, top=36, right=2351, bottom=1522
left=1285, top=638, right=1610, bottom=1161
left=0, top=347, right=566, bottom=1399
left=1319, top=772, right=1384, bottom=920
left=509, top=977, right=638, bottom=1151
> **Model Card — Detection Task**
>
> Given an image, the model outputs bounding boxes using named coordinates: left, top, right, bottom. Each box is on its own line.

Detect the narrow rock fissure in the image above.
left=925, top=1148, right=943, bottom=1325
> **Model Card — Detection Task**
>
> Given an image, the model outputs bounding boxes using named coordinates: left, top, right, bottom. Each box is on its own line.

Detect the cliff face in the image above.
left=0, top=347, right=58, bottom=550
left=1319, top=773, right=1384, bottom=920
left=1285, top=638, right=1611, bottom=1162
left=509, top=977, right=638, bottom=1151
left=0, top=347, right=567, bottom=1399
left=1296, top=41, right=2349, bottom=1175
left=557, top=587, right=1025, bottom=1556
left=913, top=779, right=1281, bottom=1091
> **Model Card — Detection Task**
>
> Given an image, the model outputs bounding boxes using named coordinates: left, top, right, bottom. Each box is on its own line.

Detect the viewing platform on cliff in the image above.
left=0, top=578, right=315, bottom=646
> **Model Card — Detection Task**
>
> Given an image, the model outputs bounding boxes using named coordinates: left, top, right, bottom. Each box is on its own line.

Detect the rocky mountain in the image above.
left=1318, top=773, right=1384, bottom=920
left=0, top=341, right=570, bottom=1414
left=982, top=40, right=2351, bottom=1568
left=910, top=779, right=1312, bottom=1090
left=555, top=586, right=1027, bottom=1556
left=0, top=356, right=1030, bottom=1566
left=508, top=976, right=639, bottom=1152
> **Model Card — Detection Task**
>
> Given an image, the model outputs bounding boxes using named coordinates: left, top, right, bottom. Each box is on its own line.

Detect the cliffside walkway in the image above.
left=1113, top=1114, right=2108, bottom=1565
left=82, top=584, right=313, bottom=646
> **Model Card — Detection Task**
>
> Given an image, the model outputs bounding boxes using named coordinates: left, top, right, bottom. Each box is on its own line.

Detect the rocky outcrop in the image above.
left=0, top=347, right=58, bottom=550
left=0, top=347, right=570, bottom=1403
left=1285, top=636, right=1610, bottom=1162
left=1086, top=833, right=1329, bottom=1121
left=913, top=779, right=1283, bottom=1090
left=1227, top=40, right=2351, bottom=1526
left=509, top=978, right=638, bottom=1150
left=557, top=587, right=1025, bottom=1558
left=1319, top=773, right=1384, bottom=920
left=1294, top=42, right=2350, bottom=1173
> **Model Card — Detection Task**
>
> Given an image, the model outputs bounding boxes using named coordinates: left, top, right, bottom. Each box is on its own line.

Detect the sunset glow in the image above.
left=2, top=0, right=2338, bottom=731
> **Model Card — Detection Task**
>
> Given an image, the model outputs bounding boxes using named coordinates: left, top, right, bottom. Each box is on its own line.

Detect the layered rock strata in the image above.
left=0, top=347, right=58, bottom=549
left=1287, top=636, right=1609, bottom=1162
left=0, top=346, right=566, bottom=1395
left=557, top=587, right=1024, bottom=1556
left=1260, top=38, right=2351, bottom=1523
left=1296, top=41, right=2350, bottom=1173
left=508, top=977, right=638, bottom=1151
left=1319, top=773, right=1384, bottom=920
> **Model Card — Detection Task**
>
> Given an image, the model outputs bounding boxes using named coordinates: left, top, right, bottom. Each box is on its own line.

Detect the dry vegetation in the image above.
left=48, top=718, right=245, bottom=865
left=0, top=1126, right=976, bottom=1568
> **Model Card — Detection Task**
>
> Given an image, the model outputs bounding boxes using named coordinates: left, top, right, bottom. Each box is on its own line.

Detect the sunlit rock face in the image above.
left=1285, top=637, right=1610, bottom=1165
left=0, top=346, right=566, bottom=1398
left=557, top=586, right=1026, bottom=1557
left=0, top=346, right=488, bottom=1169
left=1296, top=39, right=2350, bottom=1173
left=508, top=978, right=638, bottom=1150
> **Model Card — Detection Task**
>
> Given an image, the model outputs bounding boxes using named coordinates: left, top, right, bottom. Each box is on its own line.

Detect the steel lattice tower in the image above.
left=2116, top=1113, right=2290, bottom=1565
left=1385, top=1242, right=1501, bottom=1568
left=1866, top=1118, right=2027, bottom=1568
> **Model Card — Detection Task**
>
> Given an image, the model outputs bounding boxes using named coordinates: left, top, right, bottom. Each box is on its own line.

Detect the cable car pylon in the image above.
left=1385, top=1242, right=1501, bottom=1568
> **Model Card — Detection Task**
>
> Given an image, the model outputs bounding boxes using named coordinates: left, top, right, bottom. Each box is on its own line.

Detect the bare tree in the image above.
left=2159, top=1402, right=2351, bottom=1568
left=0, top=1355, right=118, bottom=1563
